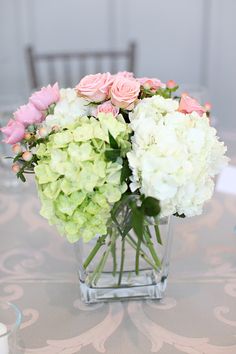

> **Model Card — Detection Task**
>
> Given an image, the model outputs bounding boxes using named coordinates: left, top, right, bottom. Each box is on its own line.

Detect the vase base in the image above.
left=79, top=275, right=168, bottom=303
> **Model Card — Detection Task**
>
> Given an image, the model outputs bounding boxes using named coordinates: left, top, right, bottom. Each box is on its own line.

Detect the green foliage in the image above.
left=139, top=85, right=179, bottom=100
left=111, top=194, right=161, bottom=241
left=120, top=158, right=132, bottom=183
left=108, top=131, right=119, bottom=150
left=130, top=203, right=144, bottom=240
left=105, top=149, right=121, bottom=162
left=141, top=196, right=161, bottom=216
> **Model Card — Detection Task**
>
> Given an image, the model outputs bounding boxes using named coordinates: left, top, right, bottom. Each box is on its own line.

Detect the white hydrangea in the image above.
left=127, top=96, right=228, bottom=217
left=44, top=88, right=90, bottom=128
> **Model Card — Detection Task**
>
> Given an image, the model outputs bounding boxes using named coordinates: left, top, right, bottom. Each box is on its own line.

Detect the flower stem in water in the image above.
left=83, top=235, right=106, bottom=269
left=144, top=226, right=161, bottom=268
left=92, top=243, right=112, bottom=285
left=135, top=237, right=141, bottom=275
left=118, top=238, right=126, bottom=286
left=154, top=223, right=163, bottom=245
left=126, top=235, right=158, bottom=270
left=110, top=228, right=117, bottom=276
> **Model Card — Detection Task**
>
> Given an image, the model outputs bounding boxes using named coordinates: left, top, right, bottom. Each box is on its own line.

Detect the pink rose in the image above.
left=14, top=103, right=43, bottom=126
left=166, top=80, right=177, bottom=89
left=1, top=119, right=25, bottom=144
left=30, top=83, right=60, bottom=110
left=137, top=77, right=165, bottom=91
left=116, top=71, right=134, bottom=79
left=204, top=102, right=212, bottom=112
left=178, top=93, right=206, bottom=116
left=93, top=101, right=119, bottom=117
left=110, top=77, right=140, bottom=110
left=76, top=72, right=113, bottom=102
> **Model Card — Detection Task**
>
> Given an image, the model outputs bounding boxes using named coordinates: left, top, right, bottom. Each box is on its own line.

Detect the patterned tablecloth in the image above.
left=0, top=138, right=236, bottom=354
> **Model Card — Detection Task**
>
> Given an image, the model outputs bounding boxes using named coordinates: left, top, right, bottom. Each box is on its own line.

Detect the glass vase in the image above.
left=0, top=301, right=22, bottom=354
left=74, top=200, right=173, bottom=303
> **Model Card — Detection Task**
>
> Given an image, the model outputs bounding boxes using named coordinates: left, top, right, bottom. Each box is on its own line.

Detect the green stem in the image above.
left=110, top=228, right=117, bottom=277
left=118, top=238, right=125, bottom=285
left=92, top=243, right=112, bottom=285
left=154, top=223, right=163, bottom=245
left=126, top=235, right=158, bottom=270
left=111, top=214, right=127, bottom=239
left=135, top=237, right=141, bottom=275
left=113, top=214, right=159, bottom=272
left=83, top=235, right=106, bottom=269
left=144, top=226, right=161, bottom=268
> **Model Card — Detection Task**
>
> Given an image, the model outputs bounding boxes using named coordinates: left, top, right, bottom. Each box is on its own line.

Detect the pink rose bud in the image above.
left=178, top=93, right=206, bottom=116
left=12, top=144, right=22, bottom=154
left=24, top=132, right=32, bottom=140
left=22, top=151, right=33, bottom=162
left=12, top=163, right=20, bottom=173
left=30, top=83, right=60, bottom=111
left=137, top=77, right=166, bottom=91
left=1, top=119, right=25, bottom=144
left=94, top=100, right=119, bottom=117
left=110, top=77, right=140, bottom=110
left=166, top=80, right=177, bottom=89
left=76, top=72, right=114, bottom=102
left=38, top=127, right=48, bottom=138
left=14, top=103, right=43, bottom=127
left=204, top=102, right=212, bottom=111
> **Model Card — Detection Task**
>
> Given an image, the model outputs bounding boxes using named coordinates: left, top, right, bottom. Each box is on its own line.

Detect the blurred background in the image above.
left=0, top=0, right=235, bottom=130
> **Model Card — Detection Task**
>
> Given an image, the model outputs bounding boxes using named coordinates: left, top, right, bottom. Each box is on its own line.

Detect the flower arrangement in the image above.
left=1, top=72, right=228, bottom=298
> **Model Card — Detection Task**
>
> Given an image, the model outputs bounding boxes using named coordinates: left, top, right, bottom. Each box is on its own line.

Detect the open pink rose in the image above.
left=94, top=101, right=119, bottom=117
left=1, top=119, right=25, bottom=144
left=178, top=93, right=206, bottom=116
left=76, top=73, right=113, bottom=102
left=137, top=77, right=165, bottom=91
left=110, top=77, right=140, bottom=110
left=30, top=83, right=60, bottom=110
left=14, top=102, right=43, bottom=126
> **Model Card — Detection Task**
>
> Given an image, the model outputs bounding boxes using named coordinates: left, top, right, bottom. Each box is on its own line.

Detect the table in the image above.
left=0, top=136, right=236, bottom=354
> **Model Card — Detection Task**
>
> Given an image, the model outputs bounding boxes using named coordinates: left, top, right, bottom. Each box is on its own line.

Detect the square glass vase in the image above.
left=74, top=213, right=173, bottom=304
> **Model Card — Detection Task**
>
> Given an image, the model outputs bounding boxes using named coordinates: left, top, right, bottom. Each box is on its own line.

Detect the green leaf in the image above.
left=105, top=149, right=121, bottom=162
left=17, top=172, right=26, bottom=182
left=121, top=214, right=132, bottom=238
left=13, top=153, right=23, bottom=163
left=142, top=196, right=161, bottom=217
left=131, top=204, right=144, bottom=240
left=108, top=131, right=119, bottom=150
left=120, top=159, right=132, bottom=183
left=170, top=85, right=179, bottom=92
left=154, top=224, right=163, bottom=245
left=46, top=103, right=56, bottom=116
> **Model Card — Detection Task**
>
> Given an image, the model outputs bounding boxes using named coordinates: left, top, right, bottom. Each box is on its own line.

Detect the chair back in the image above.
left=26, top=43, right=136, bottom=89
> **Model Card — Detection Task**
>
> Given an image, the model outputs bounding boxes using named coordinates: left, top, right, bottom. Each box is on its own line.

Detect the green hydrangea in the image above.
left=35, top=113, right=131, bottom=243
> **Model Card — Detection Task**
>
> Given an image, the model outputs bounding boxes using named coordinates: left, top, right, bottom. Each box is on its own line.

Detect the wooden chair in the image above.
left=26, top=42, right=136, bottom=89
